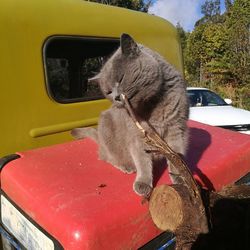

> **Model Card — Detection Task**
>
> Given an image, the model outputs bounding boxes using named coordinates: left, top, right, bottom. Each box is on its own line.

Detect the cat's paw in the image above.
left=133, top=181, right=152, bottom=197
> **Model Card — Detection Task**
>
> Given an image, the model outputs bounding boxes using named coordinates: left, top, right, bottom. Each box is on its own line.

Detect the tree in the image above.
left=184, top=0, right=250, bottom=109
left=176, top=23, right=188, bottom=51
left=225, top=0, right=233, bottom=11
left=196, top=0, right=223, bottom=26
left=176, top=23, right=191, bottom=79
left=201, top=0, right=221, bottom=18
left=86, top=0, right=152, bottom=12
left=185, top=25, right=202, bottom=82
left=185, top=0, right=250, bottom=85
left=225, top=0, right=250, bottom=85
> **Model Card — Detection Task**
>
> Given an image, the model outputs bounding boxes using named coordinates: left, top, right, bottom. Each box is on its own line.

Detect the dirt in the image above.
left=191, top=185, right=250, bottom=250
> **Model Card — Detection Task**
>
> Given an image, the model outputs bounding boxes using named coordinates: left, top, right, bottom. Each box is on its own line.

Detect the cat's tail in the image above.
left=71, top=127, right=98, bottom=143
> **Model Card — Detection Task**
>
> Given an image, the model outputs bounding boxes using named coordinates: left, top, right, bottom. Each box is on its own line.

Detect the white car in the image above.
left=187, top=87, right=250, bottom=135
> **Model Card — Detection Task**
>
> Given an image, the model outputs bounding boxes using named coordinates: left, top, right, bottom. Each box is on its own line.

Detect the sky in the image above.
left=148, top=0, right=226, bottom=31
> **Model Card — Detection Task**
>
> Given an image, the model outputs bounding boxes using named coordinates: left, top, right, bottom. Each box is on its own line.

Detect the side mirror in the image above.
left=224, top=98, right=232, bottom=105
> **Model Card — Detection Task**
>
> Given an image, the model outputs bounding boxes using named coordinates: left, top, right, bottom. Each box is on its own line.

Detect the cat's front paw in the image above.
left=133, top=181, right=152, bottom=197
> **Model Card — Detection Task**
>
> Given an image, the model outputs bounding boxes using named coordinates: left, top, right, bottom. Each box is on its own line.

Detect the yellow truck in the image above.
left=0, top=0, right=183, bottom=157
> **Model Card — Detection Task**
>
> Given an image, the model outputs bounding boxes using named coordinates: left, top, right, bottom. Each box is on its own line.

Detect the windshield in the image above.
left=188, top=89, right=228, bottom=107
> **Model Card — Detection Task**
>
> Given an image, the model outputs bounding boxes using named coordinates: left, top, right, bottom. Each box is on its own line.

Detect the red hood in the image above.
left=1, top=121, right=250, bottom=249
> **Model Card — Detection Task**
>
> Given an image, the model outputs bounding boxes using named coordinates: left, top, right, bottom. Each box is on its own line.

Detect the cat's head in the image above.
left=89, top=34, right=162, bottom=109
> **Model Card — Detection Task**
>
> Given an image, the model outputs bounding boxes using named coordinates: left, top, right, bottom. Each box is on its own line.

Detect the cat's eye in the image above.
left=105, top=90, right=112, bottom=95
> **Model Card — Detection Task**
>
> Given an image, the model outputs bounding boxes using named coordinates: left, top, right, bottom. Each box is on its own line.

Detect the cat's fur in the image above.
left=72, top=34, right=189, bottom=197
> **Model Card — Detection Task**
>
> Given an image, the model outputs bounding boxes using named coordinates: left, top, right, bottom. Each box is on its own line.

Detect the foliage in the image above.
left=178, top=0, right=250, bottom=110
left=176, top=23, right=188, bottom=51
left=225, top=0, right=233, bottom=10
left=86, top=0, right=152, bottom=12
left=225, top=0, right=250, bottom=85
left=201, top=0, right=221, bottom=23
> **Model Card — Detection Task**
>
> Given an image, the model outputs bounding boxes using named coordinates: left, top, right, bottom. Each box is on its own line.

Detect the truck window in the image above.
left=43, top=37, right=119, bottom=103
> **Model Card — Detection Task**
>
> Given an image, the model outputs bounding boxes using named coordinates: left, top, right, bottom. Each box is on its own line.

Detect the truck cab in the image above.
left=0, top=0, right=183, bottom=158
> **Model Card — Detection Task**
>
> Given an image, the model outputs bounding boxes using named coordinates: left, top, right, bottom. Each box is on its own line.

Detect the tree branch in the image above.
left=121, top=94, right=201, bottom=200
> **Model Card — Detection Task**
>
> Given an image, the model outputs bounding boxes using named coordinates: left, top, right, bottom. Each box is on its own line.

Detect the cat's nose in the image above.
left=113, top=94, right=125, bottom=108
left=114, top=95, right=121, bottom=101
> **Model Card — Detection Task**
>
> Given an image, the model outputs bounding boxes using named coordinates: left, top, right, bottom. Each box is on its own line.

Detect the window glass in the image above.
left=202, top=90, right=227, bottom=106
left=188, top=90, right=227, bottom=107
left=44, top=37, right=119, bottom=103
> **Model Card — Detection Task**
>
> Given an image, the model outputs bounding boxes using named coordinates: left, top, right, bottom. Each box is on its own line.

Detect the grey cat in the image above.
left=71, top=34, right=189, bottom=197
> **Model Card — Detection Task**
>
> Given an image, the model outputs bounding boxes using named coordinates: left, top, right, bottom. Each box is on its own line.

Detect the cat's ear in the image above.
left=88, top=74, right=100, bottom=84
left=120, top=33, right=140, bottom=57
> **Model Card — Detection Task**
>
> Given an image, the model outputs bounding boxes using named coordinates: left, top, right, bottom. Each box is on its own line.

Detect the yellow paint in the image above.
left=0, top=0, right=183, bottom=157
left=29, top=117, right=99, bottom=138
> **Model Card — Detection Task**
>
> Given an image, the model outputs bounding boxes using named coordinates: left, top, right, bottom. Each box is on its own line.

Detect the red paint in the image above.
left=1, top=121, right=250, bottom=249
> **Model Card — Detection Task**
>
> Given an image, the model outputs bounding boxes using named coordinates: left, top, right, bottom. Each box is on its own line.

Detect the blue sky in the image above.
left=148, top=0, right=226, bottom=31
